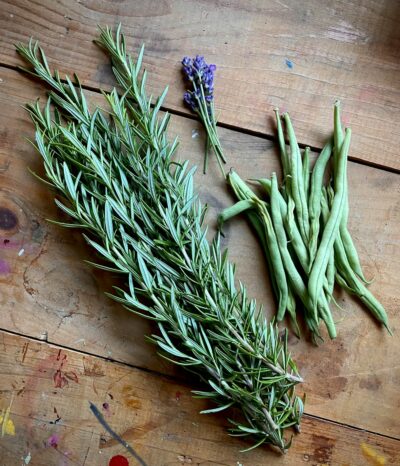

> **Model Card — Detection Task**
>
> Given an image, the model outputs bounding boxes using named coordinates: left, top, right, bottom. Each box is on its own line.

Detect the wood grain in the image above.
left=0, top=67, right=399, bottom=440
left=1, top=0, right=400, bottom=170
left=0, top=330, right=399, bottom=466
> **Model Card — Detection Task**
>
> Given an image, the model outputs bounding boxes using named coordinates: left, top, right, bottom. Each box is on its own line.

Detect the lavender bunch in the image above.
left=182, top=55, right=226, bottom=174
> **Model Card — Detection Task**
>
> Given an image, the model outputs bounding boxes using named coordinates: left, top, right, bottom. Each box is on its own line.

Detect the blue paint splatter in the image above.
left=89, top=402, right=147, bottom=466
left=285, top=59, right=293, bottom=69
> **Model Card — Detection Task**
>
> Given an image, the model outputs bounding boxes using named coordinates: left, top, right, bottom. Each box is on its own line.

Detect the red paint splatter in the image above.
left=47, top=434, right=60, bottom=448
left=53, top=370, right=68, bottom=388
left=109, top=455, right=129, bottom=466
left=175, top=391, right=181, bottom=401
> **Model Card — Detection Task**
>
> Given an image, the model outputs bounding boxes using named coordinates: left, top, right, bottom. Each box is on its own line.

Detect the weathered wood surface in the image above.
left=0, top=0, right=400, bottom=170
left=0, top=68, right=399, bottom=446
left=0, top=331, right=399, bottom=466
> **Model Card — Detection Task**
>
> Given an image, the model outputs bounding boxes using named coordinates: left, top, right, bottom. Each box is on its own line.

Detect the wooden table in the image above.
left=0, top=1, right=399, bottom=465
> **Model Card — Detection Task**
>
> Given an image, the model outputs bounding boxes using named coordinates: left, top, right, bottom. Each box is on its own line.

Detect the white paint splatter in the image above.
left=18, top=248, right=25, bottom=256
left=73, top=338, right=86, bottom=345
left=324, top=20, right=369, bottom=44
left=191, top=129, right=199, bottom=139
left=23, top=452, right=31, bottom=464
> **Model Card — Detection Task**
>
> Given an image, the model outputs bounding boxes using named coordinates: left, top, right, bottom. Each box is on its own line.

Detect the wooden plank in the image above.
left=0, top=331, right=399, bottom=466
left=1, top=67, right=399, bottom=439
left=1, top=0, right=400, bottom=170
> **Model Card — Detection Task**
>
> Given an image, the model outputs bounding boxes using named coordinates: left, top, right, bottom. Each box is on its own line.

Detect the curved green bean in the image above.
left=257, top=201, right=289, bottom=321
left=283, top=113, right=310, bottom=243
left=308, top=128, right=351, bottom=314
left=308, top=139, right=333, bottom=264
left=333, top=233, right=390, bottom=332
left=334, top=102, right=369, bottom=283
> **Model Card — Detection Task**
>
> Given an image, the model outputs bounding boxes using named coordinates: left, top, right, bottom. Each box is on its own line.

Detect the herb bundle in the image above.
left=16, top=26, right=303, bottom=452
left=219, top=105, right=389, bottom=341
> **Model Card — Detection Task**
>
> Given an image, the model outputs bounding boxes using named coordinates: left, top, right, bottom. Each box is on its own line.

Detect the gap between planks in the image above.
left=1, top=61, right=399, bottom=176
left=1, top=326, right=399, bottom=445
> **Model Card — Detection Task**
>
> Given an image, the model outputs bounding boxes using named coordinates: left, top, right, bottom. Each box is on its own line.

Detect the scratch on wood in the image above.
left=21, top=341, right=29, bottom=363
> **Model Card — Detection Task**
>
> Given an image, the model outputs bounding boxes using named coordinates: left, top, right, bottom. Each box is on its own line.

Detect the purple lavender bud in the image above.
left=193, top=55, right=206, bottom=71
left=183, top=91, right=198, bottom=111
left=182, top=55, right=217, bottom=113
left=202, top=69, right=214, bottom=89
left=182, top=66, right=193, bottom=80
left=182, top=56, right=192, bottom=67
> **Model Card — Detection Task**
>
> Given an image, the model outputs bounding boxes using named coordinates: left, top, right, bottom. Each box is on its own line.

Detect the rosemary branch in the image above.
left=16, top=25, right=303, bottom=452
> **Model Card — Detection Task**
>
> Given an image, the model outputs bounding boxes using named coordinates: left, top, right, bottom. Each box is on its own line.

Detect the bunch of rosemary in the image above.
left=16, top=26, right=303, bottom=451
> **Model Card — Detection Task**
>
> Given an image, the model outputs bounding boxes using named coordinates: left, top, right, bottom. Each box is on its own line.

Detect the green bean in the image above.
left=286, top=193, right=296, bottom=237
left=270, top=173, right=316, bottom=321
left=335, top=272, right=355, bottom=294
left=246, top=210, right=278, bottom=297
left=333, top=233, right=390, bottom=332
left=303, top=146, right=310, bottom=199
left=334, top=102, right=369, bottom=283
left=228, top=170, right=259, bottom=202
left=227, top=171, right=289, bottom=320
left=218, top=199, right=255, bottom=230
left=308, top=128, right=351, bottom=314
left=283, top=113, right=310, bottom=242
left=274, top=109, right=290, bottom=180
left=257, top=202, right=289, bottom=321
left=308, top=139, right=333, bottom=264
left=340, top=227, right=370, bottom=282
left=286, top=288, right=300, bottom=337
left=333, top=101, right=344, bottom=172
left=260, top=179, right=309, bottom=271
left=320, top=188, right=336, bottom=300
left=318, top=292, right=337, bottom=339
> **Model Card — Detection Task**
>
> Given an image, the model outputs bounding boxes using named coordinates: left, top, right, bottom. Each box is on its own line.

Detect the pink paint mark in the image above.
left=175, top=391, right=182, bottom=402
left=0, top=238, right=22, bottom=249
left=342, top=113, right=351, bottom=127
left=53, top=370, right=69, bottom=389
left=47, top=434, right=60, bottom=448
left=109, top=455, right=129, bottom=466
left=0, top=258, right=11, bottom=275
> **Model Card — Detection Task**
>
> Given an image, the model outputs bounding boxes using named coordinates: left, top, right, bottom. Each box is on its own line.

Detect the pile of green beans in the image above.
left=219, top=102, right=390, bottom=341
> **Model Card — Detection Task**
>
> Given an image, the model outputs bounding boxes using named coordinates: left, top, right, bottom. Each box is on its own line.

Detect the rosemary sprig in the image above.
left=16, top=25, right=303, bottom=452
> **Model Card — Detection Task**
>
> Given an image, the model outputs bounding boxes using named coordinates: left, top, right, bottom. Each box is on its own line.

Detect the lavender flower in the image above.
left=181, top=55, right=225, bottom=174
left=182, top=55, right=216, bottom=110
